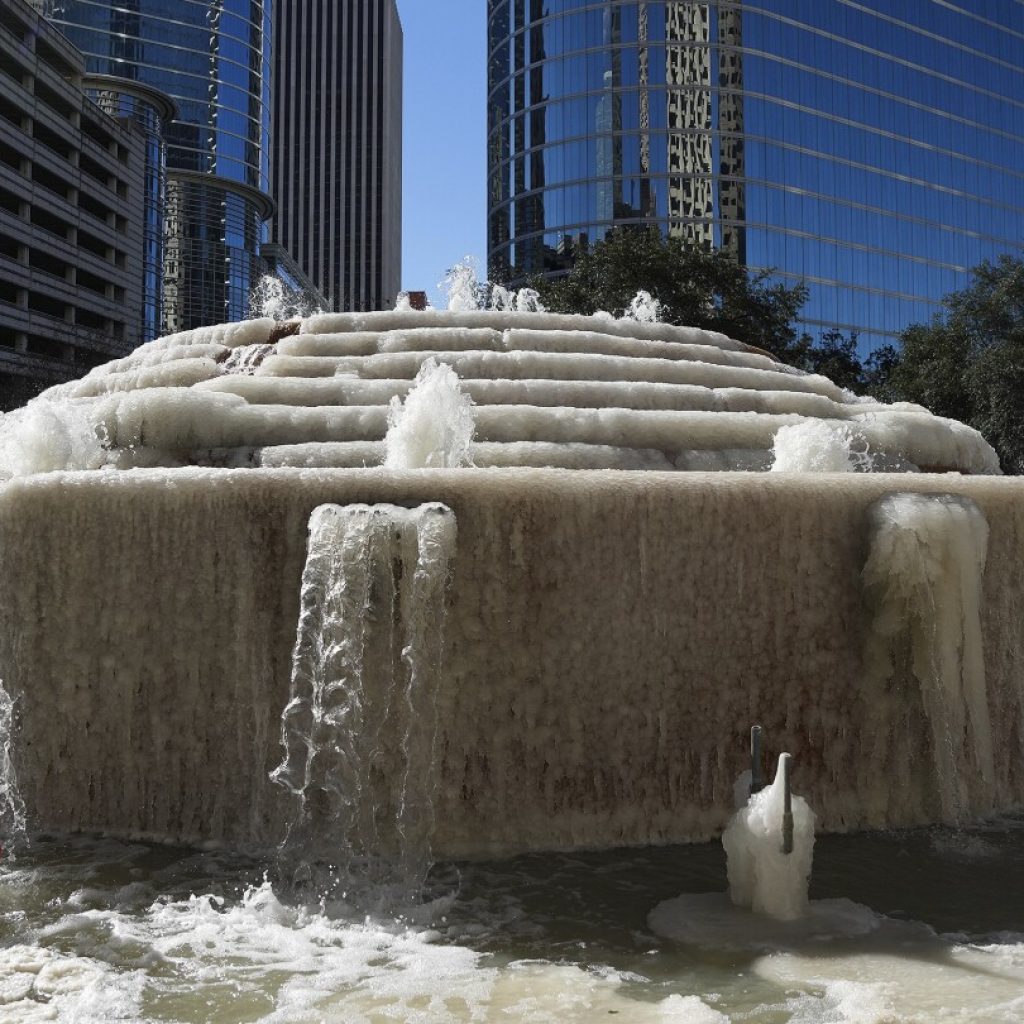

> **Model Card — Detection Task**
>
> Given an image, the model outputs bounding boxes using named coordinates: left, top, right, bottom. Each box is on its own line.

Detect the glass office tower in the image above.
left=46, top=0, right=273, bottom=334
left=487, top=1, right=1024, bottom=352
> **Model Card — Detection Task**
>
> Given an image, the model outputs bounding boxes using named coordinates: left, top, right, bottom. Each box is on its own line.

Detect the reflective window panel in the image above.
left=487, top=1, right=1024, bottom=352
left=49, top=0, right=273, bottom=332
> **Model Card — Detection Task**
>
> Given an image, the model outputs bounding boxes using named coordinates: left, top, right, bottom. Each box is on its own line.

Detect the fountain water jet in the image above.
left=0, top=681, right=25, bottom=852
left=771, top=420, right=872, bottom=472
left=272, top=503, right=456, bottom=902
left=383, top=359, right=475, bottom=469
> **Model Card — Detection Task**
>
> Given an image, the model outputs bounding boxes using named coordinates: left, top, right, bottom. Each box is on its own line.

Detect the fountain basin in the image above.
left=2, top=467, right=1023, bottom=857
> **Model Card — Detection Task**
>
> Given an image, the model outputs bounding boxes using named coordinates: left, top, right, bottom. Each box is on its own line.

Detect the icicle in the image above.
left=271, top=503, right=456, bottom=903
left=863, top=493, right=993, bottom=824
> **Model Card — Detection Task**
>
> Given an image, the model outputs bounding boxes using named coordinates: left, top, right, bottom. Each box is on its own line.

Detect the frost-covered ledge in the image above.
left=1, top=468, right=1022, bottom=857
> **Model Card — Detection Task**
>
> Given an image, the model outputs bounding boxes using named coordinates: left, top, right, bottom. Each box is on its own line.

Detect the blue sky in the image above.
left=396, top=1, right=487, bottom=306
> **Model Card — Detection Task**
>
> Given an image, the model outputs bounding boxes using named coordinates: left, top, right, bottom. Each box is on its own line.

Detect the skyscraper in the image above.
left=272, top=0, right=402, bottom=313
left=487, top=1, right=1024, bottom=352
left=45, top=0, right=273, bottom=334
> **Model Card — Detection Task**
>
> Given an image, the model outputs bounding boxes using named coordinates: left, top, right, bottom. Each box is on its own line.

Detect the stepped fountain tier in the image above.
left=21, top=310, right=999, bottom=475
left=0, top=310, right=1021, bottom=860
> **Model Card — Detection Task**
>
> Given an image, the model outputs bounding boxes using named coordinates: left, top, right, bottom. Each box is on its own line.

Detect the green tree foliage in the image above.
left=511, top=229, right=1024, bottom=472
left=522, top=227, right=811, bottom=363
left=883, top=254, right=1024, bottom=473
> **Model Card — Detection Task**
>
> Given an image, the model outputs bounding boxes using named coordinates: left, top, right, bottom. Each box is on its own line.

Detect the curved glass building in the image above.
left=487, top=1, right=1024, bottom=352
left=83, top=74, right=175, bottom=343
left=46, top=0, right=273, bottom=333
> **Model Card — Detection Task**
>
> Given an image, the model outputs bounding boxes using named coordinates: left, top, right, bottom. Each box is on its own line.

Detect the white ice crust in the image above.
left=0, top=312, right=999, bottom=478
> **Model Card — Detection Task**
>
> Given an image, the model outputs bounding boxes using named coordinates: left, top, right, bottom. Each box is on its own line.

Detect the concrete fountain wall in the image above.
left=2, top=467, right=1023, bottom=857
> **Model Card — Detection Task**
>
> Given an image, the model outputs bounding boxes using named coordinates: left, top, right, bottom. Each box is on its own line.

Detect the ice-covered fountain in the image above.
left=0, top=266, right=1020, bottom=865
left=1, top=269, right=1024, bottom=1021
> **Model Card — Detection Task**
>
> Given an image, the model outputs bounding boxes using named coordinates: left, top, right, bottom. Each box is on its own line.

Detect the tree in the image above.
left=881, top=254, right=1024, bottom=473
left=519, top=227, right=813, bottom=364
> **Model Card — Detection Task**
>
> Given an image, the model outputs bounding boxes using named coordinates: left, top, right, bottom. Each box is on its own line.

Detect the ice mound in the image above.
left=0, top=311, right=1000, bottom=477
left=722, top=757, right=816, bottom=921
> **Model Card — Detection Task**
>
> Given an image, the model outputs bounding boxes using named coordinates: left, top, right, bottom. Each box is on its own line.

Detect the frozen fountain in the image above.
left=1, top=278, right=1023, bottom=1022
left=0, top=277, right=1020, bottom=862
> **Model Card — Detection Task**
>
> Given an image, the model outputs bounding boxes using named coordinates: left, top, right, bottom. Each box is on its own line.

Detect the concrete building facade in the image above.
left=0, top=0, right=153, bottom=407
left=271, top=0, right=402, bottom=312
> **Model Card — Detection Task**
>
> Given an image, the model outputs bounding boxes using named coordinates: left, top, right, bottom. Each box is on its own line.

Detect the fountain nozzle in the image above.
left=749, top=725, right=764, bottom=796
left=779, top=752, right=794, bottom=855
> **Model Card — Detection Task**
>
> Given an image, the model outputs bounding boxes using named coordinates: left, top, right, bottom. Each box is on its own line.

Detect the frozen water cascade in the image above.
left=0, top=681, right=25, bottom=851
left=383, top=359, right=476, bottom=469
left=0, top=307, right=1019, bottom=860
left=272, top=503, right=456, bottom=900
left=863, top=493, right=994, bottom=824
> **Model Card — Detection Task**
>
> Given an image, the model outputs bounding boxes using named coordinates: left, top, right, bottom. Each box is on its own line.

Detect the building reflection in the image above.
left=487, top=0, right=1024, bottom=351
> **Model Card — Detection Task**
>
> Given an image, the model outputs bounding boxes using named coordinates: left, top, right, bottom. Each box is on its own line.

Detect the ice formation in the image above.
left=0, top=310, right=999, bottom=476
left=771, top=420, right=873, bottom=472
left=383, top=359, right=475, bottom=469
left=722, top=756, right=815, bottom=921
left=0, top=400, right=107, bottom=478
left=272, top=503, right=456, bottom=894
left=863, top=493, right=994, bottom=824
left=0, top=680, right=25, bottom=848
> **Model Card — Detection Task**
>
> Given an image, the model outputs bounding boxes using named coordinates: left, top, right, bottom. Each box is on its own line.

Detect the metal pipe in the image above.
left=780, top=752, right=794, bottom=855
left=750, top=724, right=764, bottom=796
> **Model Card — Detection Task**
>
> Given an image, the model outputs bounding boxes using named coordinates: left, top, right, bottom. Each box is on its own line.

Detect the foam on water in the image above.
left=3, top=827, right=1024, bottom=1024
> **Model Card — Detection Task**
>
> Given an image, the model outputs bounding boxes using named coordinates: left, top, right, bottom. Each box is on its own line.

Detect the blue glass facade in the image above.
left=46, top=0, right=273, bottom=332
left=84, top=76, right=173, bottom=342
left=488, top=1, right=1024, bottom=352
